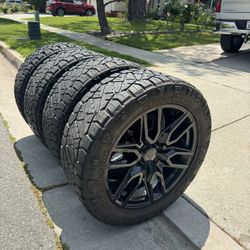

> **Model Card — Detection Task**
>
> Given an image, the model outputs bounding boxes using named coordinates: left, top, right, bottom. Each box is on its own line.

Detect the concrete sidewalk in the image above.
left=151, top=64, right=250, bottom=249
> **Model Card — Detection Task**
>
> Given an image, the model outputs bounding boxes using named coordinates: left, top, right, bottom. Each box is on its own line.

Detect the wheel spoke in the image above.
left=167, top=122, right=194, bottom=146
left=109, top=145, right=142, bottom=169
left=158, top=112, right=194, bottom=146
left=112, top=166, right=143, bottom=203
left=144, top=177, right=155, bottom=202
left=154, top=171, right=167, bottom=193
left=186, top=130, right=190, bottom=146
left=122, top=174, right=143, bottom=206
left=144, top=108, right=163, bottom=145
left=156, top=147, right=194, bottom=169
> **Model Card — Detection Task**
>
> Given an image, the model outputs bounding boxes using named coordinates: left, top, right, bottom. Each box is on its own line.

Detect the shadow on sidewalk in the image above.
left=15, top=135, right=210, bottom=250
left=154, top=46, right=250, bottom=78
left=212, top=51, right=250, bottom=74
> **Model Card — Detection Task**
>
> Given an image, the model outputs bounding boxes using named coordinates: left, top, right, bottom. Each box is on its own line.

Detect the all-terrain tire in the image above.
left=61, top=68, right=211, bottom=226
left=14, top=43, right=81, bottom=120
left=220, top=34, right=244, bottom=53
left=42, top=57, right=139, bottom=157
left=24, top=48, right=98, bottom=143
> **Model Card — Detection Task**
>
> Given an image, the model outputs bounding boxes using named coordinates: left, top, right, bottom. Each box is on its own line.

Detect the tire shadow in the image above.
left=15, top=135, right=210, bottom=250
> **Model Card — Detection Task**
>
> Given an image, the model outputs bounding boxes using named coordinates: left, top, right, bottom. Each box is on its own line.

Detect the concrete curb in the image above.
left=0, top=42, right=243, bottom=250
left=0, top=41, right=24, bottom=69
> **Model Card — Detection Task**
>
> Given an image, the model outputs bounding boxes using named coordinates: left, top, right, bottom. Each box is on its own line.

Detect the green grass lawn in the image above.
left=35, top=16, right=219, bottom=50
left=109, top=31, right=219, bottom=51
left=37, top=16, right=191, bottom=33
left=0, top=18, right=149, bottom=66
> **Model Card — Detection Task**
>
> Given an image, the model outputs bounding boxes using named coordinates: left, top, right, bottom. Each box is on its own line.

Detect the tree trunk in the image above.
left=96, top=0, right=111, bottom=35
left=128, top=0, right=146, bottom=21
left=33, top=0, right=40, bottom=11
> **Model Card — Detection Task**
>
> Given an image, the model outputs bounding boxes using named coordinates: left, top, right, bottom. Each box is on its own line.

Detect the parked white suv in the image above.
left=215, top=0, right=250, bottom=53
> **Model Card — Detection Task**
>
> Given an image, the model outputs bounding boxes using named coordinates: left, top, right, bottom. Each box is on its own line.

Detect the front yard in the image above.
left=0, top=18, right=149, bottom=66
left=36, top=16, right=219, bottom=51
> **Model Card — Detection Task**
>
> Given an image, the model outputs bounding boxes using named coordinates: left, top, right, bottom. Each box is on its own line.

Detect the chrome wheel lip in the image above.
left=105, top=104, right=198, bottom=209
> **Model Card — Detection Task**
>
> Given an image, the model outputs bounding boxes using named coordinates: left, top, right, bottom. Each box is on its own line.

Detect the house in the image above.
left=87, top=0, right=127, bottom=15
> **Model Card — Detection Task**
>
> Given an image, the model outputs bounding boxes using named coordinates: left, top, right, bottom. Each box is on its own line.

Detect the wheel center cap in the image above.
left=143, top=148, right=157, bottom=161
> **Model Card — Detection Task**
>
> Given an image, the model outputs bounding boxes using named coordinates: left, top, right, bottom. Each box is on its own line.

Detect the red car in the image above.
left=46, top=0, right=96, bottom=16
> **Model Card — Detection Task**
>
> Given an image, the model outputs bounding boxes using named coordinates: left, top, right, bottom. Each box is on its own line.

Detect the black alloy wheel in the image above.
left=107, top=105, right=197, bottom=208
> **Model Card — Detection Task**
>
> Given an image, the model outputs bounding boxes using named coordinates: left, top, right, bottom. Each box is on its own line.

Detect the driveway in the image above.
left=155, top=43, right=250, bottom=63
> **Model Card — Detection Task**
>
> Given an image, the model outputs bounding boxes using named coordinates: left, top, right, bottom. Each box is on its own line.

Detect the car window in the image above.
left=60, top=0, right=74, bottom=3
left=73, top=0, right=82, bottom=5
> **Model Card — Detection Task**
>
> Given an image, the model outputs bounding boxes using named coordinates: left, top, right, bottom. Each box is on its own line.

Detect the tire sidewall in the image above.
left=221, top=34, right=244, bottom=53
left=57, top=8, right=65, bottom=16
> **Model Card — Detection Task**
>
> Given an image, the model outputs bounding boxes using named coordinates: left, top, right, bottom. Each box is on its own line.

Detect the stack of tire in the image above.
left=15, top=43, right=211, bottom=226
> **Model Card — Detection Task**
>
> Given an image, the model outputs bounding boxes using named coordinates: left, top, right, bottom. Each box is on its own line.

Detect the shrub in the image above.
left=0, top=3, right=9, bottom=14
left=20, top=4, right=29, bottom=13
left=8, top=3, right=20, bottom=13
left=162, top=0, right=181, bottom=21
left=179, top=3, right=194, bottom=31
left=146, top=7, right=160, bottom=20
left=192, top=4, right=216, bottom=30
left=162, top=0, right=215, bottom=31
left=0, top=3, right=30, bottom=14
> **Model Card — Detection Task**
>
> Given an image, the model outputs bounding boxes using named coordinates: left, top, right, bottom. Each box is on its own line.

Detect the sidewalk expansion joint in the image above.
left=41, top=183, right=69, bottom=193
left=182, top=195, right=244, bottom=248
left=212, top=114, right=250, bottom=133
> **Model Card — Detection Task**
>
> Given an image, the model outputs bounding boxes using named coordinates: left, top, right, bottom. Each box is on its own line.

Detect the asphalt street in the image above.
left=0, top=115, right=55, bottom=249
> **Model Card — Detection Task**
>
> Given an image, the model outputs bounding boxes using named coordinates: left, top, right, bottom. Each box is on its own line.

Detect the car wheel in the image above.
left=56, top=8, right=65, bottom=17
left=220, top=34, right=244, bottom=53
left=14, top=43, right=81, bottom=121
left=85, top=9, right=93, bottom=16
left=61, top=68, right=211, bottom=226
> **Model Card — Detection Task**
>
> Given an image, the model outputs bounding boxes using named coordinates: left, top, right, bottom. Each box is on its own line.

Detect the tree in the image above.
left=27, top=0, right=46, bottom=12
left=96, top=0, right=111, bottom=35
left=96, top=0, right=125, bottom=35
left=128, top=0, right=146, bottom=21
